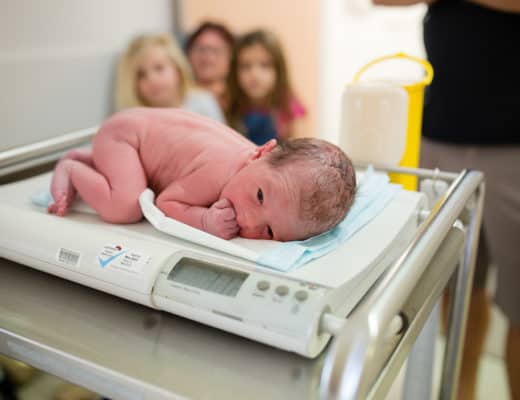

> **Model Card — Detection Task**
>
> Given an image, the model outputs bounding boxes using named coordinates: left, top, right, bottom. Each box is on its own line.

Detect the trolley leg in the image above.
left=439, top=188, right=484, bottom=400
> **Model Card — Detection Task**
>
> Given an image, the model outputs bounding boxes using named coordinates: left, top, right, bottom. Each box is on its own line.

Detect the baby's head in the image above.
left=267, top=138, right=357, bottom=238
left=115, top=33, right=194, bottom=110
left=221, top=138, right=356, bottom=242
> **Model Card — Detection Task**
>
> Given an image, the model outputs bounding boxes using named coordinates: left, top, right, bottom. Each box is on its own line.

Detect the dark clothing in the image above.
left=421, top=0, right=520, bottom=324
left=422, top=0, right=520, bottom=144
left=420, top=138, right=520, bottom=325
left=242, top=111, right=277, bottom=145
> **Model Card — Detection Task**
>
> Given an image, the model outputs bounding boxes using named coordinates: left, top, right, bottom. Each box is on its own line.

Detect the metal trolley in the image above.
left=0, top=131, right=484, bottom=400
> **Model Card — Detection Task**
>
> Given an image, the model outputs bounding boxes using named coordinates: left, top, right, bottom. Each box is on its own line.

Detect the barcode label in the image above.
left=57, top=248, right=80, bottom=267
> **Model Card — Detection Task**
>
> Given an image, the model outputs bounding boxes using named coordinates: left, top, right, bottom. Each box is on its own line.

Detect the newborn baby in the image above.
left=49, top=108, right=356, bottom=241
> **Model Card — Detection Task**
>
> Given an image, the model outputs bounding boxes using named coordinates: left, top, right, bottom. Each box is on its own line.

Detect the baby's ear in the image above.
left=253, top=139, right=277, bottom=160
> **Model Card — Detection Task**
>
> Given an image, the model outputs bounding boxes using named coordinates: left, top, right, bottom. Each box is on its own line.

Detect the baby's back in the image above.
left=96, top=108, right=253, bottom=192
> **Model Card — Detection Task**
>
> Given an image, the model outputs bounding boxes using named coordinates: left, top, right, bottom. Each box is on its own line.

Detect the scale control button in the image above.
left=275, top=285, right=289, bottom=297
left=294, top=290, right=309, bottom=302
left=257, top=280, right=270, bottom=291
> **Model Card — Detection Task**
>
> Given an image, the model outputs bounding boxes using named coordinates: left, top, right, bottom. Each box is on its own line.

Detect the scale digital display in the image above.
left=168, top=257, right=249, bottom=297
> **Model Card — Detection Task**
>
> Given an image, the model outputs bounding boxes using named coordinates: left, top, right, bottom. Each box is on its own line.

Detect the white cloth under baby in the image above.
left=139, top=166, right=401, bottom=271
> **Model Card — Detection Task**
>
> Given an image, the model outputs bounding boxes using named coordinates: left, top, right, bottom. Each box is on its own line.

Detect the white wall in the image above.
left=318, top=0, right=427, bottom=144
left=0, top=0, right=173, bottom=152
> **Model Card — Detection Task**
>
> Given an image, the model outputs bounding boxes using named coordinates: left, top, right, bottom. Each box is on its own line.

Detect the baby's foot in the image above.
left=48, top=159, right=77, bottom=216
left=48, top=194, right=72, bottom=216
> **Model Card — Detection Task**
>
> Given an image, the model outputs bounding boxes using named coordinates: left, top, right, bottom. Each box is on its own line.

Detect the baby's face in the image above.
left=220, top=160, right=305, bottom=241
left=136, top=45, right=180, bottom=107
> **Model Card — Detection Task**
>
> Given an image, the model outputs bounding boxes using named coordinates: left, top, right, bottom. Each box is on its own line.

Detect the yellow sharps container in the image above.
left=352, top=53, right=434, bottom=190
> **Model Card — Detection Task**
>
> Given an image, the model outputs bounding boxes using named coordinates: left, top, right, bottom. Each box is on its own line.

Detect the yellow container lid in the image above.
left=353, top=52, right=433, bottom=91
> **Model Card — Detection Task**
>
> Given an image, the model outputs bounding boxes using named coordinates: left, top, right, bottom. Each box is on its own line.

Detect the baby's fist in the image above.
left=203, top=198, right=239, bottom=239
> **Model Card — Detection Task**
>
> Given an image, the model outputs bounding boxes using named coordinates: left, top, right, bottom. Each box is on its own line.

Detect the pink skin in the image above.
left=136, top=45, right=181, bottom=107
left=48, top=149, right=93, bottom=216
left=237, top=43, right=276, bottom=105
left=48, top=108, right=304, bottom=241
left=220, top=156, right=305, bottom=241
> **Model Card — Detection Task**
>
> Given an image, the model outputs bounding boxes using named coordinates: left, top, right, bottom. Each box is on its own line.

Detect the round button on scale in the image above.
left=294, top=290, right=309, bottom=302
left=257, top=280, right=270, bottom=291
left=275, top=285, right=289, bottom=297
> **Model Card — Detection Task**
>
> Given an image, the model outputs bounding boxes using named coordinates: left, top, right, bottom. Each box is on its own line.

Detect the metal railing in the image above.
left=320, top=165, right=485, bottom=400
left=0, top=127, right=97, bottom=177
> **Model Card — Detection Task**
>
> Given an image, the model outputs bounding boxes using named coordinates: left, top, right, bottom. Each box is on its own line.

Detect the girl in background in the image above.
left=185, top=21, right=234, bottom=110
left=226, top=30, right=306, bottom=145
left=115, top=33, right=224, bottom=122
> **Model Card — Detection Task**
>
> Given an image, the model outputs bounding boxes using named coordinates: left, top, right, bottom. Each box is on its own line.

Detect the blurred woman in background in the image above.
left=185, top=22, right=234, bottom=110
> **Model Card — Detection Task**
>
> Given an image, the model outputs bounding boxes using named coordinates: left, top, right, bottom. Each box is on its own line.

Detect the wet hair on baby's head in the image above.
left=266, top=138, right=357, bottom=238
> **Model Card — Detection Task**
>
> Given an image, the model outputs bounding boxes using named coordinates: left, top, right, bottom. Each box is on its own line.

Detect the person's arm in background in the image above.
left=373, top=0, right=520, bottom=12
left=372, top=0, right=434, bottom=4
left=470, top=0, right=520, bottom=12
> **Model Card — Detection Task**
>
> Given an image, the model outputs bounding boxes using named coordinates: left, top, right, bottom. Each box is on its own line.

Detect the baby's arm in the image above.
left=156, top=172, right=239, bottom=239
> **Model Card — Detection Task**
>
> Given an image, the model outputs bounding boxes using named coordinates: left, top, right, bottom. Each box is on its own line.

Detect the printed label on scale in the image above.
left=56, top=248, right=81, bottom=267
left=97, top=244, right=150, bottom=274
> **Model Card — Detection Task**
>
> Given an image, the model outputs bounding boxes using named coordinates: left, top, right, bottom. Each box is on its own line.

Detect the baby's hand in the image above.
left=202, top=198, right=239, bottom=239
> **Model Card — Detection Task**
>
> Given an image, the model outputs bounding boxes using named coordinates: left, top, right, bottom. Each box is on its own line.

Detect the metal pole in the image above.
left=439, top=180, right=485, bottom=400
left=0, top=127, right=97, bottom=169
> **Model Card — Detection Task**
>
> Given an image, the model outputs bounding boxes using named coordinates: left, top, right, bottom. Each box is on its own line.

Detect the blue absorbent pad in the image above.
left=31, top=190, right=54, bottom=208
left=30, top=191, right=96, bottom=214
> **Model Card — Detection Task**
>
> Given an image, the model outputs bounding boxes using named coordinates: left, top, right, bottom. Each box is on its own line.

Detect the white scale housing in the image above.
left=0, top=173, right=425, bottom=357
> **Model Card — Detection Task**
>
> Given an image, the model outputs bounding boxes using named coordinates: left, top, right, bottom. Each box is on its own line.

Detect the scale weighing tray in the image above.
left=0, top=172, right=425, bottom=357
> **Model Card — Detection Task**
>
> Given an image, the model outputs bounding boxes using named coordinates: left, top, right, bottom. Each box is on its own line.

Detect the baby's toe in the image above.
left=47, top=202, right=58, bottom=214
left=51, top=195, right=70, bottom=216
left=56, top=204, right=68, bottom=216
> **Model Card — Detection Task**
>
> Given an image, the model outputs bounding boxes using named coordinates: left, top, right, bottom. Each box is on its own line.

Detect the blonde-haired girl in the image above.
left=115, top=33, right=224, bottom=122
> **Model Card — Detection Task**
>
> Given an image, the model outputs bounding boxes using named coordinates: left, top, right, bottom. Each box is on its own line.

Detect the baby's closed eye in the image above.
left=257, top=188, right=264, bottom=204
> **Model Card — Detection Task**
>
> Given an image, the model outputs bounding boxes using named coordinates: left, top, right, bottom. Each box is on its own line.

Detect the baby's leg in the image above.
left=48, top=149, right=94, bottom=212
left=49, top=138, right=147, bottom=223
left=62, top=148, right=94, bottom=167
left=48, top=158, right=84, bottom=216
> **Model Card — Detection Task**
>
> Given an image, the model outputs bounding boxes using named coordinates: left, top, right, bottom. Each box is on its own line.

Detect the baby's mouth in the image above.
left=234, top=214, right=246, bottom=235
